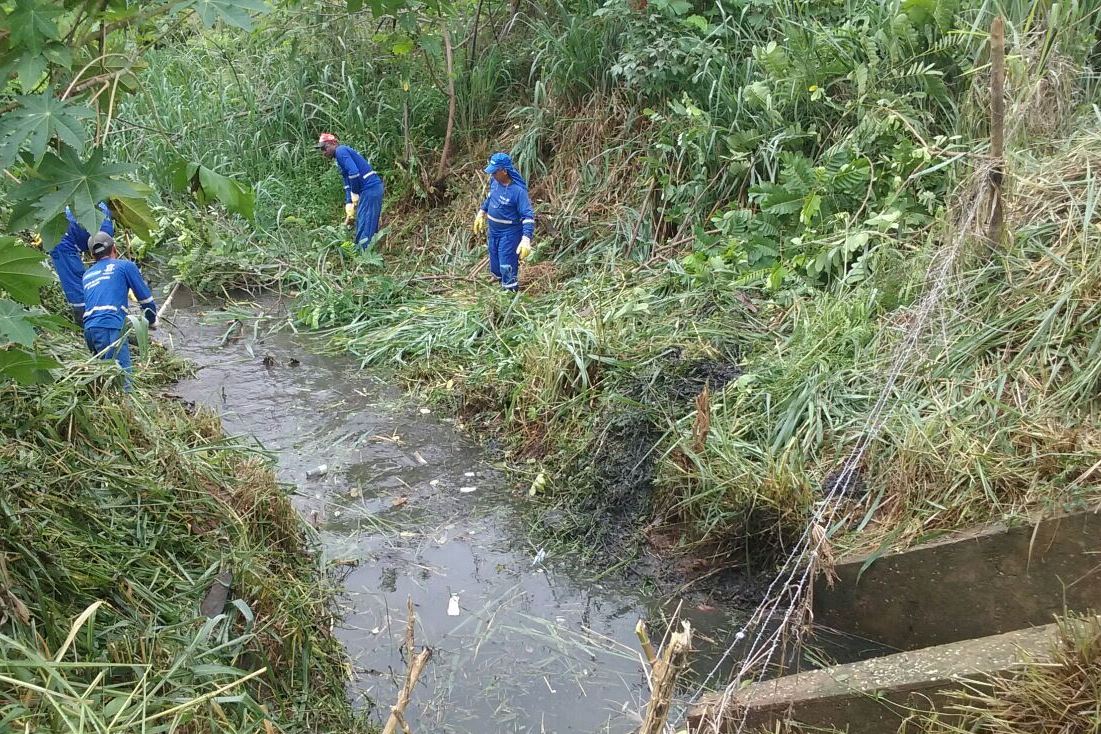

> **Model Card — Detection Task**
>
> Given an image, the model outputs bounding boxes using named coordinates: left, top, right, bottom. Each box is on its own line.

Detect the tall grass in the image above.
left=0, top=327, right=361, bottom=732
left=129, top=0, right=1101, bottom=561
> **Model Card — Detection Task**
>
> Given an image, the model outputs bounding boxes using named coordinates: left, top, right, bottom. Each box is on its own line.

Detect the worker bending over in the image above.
left=82, top=232, right=157, bottom=389
left=316, top=133, right=384, bottom=252
left=49, top=202, right=113, bottom=323
left=473, top=153, right=534, bottom=291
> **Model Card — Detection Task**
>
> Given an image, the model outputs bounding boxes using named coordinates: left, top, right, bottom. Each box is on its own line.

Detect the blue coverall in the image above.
left=481, top=179, right=535, bottom=291
left=334, top=145, right=384, bottom=251
left=82, top=257, right=157, bottom=389
left=50, top=203, right=113, bottom=320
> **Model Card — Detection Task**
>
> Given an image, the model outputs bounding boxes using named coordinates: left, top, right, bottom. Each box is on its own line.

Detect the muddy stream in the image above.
left=161, top=294, right=749, bottom=733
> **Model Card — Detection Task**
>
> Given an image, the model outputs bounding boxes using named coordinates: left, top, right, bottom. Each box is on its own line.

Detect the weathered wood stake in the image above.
left=988, top=16, right=1006, bottom=242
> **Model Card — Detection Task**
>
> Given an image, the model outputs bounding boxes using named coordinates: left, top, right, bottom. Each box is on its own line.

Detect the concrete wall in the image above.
left=689, top=623, right=1060, bottom=734
left=813, top=509, right=1101, bottom=651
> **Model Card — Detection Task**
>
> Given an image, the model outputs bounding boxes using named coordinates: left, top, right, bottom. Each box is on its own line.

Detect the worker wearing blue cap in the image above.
left=82, top=231, right=157, bottom=390
left=50, top=202, right=113, bottom=323
left=473, top=153, right=535, bottom=291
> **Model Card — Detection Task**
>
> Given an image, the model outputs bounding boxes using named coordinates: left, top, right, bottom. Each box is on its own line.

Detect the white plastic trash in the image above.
left=306, top=464, right=328, bottom=479
left=447, top=594, right=461, bottom=616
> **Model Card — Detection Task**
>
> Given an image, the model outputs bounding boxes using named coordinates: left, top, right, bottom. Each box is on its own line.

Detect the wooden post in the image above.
left=640, top=622, right=693, bottom=734
left=988, top=16, right=1006, bottom=242
left=382, top=598, right=432, bottom=734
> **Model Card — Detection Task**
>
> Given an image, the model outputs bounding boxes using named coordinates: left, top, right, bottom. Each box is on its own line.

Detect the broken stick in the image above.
left=640, top=621, right=693, bottom=734
left=382, top=598, right=432, bottom=734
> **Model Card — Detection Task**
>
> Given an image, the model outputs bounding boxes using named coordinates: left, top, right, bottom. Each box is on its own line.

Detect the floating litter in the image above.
left=464, top=471, right=475, bottom=477
left=532, top=548, right=547, bottom=567
left=429, top=479, right=441, bottom=487
left=447, top=594, right=461, bottom=616
left=458, top=486, right=477, bottom=494
left=332, top=510, right=342, bottom=517
left=306, top=464, right=328, bottom=479
left=419, top=407, right=431, bottom=414
left=370, top=627, right=381, bottom=635
left=413, top=451, right=427, bottom=465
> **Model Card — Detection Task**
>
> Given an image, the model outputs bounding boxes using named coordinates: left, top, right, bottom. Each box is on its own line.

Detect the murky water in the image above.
left=160, top=294, right=746, bottom=733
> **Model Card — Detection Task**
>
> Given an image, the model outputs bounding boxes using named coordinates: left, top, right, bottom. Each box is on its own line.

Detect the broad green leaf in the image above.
left=346, top=0, right=364, bottom=10
left=0, top=347, right=59, bottom=385
left=8, top=147, right=149, bottom=237
left=108, top=196, right=157, bottom=241
left=0, top=300, right=38, bottom=347
left=391, top=38, right=415, bottom=56
left=0, top=93, right=93, bottom=169
left=186, top=0, right=270, bottom=30
left=0, top=237, right=53, bottom=306
left=8, top=0, right=61, bottom=55
left=170, top=159, right=255, bottom=218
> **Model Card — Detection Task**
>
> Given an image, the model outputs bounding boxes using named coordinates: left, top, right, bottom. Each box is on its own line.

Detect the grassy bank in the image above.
left=117, top=0, right=1101, bottom=569
left=0, top=313, right=363, bottom=732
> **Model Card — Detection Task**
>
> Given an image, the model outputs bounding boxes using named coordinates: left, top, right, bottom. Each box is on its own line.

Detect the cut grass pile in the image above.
left=0, top=330, right=363, bottom=732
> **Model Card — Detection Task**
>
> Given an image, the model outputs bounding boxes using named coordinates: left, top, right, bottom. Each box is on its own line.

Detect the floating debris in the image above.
left=306, top=464, right=328, bottom=479
left=464, top=471, right=476, bottom=477
left=458, top=486, right=477, bottom=494
left=392, top=496, right=408, bottom=508
left=348, top=487, right=362, bottom=499
left=532, top=548, right=547, bottom=567
left=429, top=479, right=441, bottom=487
left=447, top=593, right=461, bottom=616
left=413, top=450, right=427, bottom=465
left=419, top=407, right=431, bottom=415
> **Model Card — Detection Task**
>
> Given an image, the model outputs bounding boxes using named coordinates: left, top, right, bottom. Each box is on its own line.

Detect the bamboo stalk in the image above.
left=636, top=619, right=658, bottom=668
left=382, top=598, right=432, bottom=734
left=641, top=622, right=693, bottom=734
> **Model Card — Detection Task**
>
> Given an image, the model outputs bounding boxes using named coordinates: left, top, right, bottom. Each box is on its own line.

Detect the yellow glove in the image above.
left=344, top=202, right=355, bottom=225
left=516, top=236, right=532, bottom=261
left=473, top=210, right=487, bottom=235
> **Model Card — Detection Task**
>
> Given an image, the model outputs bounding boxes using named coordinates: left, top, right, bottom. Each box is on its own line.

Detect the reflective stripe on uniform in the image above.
left=487, top=214, right=513, bottom=224
left=85, top=304, right=123, bottom=315
left=138, top=297, right=155, bottom=304
left=522, top=218, right=535, bottom=224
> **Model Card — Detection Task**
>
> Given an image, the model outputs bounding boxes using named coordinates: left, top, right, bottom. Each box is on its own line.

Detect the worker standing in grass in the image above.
left=316, top=133, right=384, bottom=252
left=473, top=152, right=534, bottom=291
left=49, top=201, right=113, bottom=324
left=82, top=232, right=157, bottom=390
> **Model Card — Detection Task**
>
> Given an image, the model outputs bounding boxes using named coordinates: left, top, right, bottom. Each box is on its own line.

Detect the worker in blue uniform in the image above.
left=316, top=132, right=384, bottom=252
left=472, top=153, right=535, bottom=291
left=49, top=201, right=113, bottom=323
left=82, top=232, right=157, bottom=390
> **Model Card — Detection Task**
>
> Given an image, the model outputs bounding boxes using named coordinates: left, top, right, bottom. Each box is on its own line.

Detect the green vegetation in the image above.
left=0, top=4, right=361, bottom=731
left=0, top=316, right=360, bottom=731
left=1, top=0, right=1099, bottom=728
left=108, top=0, right=1101, bottom=565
